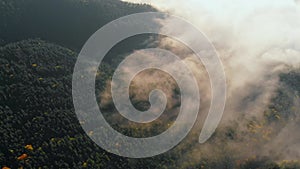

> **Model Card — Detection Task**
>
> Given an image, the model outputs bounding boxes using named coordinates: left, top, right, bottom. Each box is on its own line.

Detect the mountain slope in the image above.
left=1, top=39, right=300, bottom=169
left=0, top=0, right=156, bottom=50
left=0, top=39, right=126, bottom=168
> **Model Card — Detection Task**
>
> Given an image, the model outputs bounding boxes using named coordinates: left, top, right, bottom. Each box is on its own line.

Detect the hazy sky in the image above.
left=124, top=0, right=298, bottom=18
left=121, top=0, right=300, bottom=117
left=123, top=0, right=300, bottom=78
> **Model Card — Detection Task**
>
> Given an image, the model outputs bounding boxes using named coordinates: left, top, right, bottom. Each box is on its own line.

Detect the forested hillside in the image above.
left=0, top=39, right=165, bottom=168
left=1, top=40, right=299, bottom=168
left=0, top=0, right=300, bottom=168
left=0, top=0, right=156, bottom=50
left=0, top=39, right=120, bottom=168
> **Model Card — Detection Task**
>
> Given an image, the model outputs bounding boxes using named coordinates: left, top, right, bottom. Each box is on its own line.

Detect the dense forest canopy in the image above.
left=1, top=40, right=299, bottom=169
left=0, top=0, right=300, bottom=168
left=0, top=0, right=156, bottom=50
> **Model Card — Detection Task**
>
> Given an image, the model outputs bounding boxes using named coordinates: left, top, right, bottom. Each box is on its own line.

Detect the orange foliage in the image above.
left=2, top=167, right=11, bottom=169
left=17, top=153, right=28, bottom=160
left=25, top=144, right=33, bottom=151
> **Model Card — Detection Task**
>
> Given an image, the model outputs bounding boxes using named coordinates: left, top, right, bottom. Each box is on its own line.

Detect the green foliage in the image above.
left=0, top=0, right=156, bottom=50
left=0, top=39, right=126, bottom=168
left=239, top=158, right=280, bottom=169
left=265, top=71, right=300, bottom=123
left=0, top=0, right=300, bottom=168
left=0, top=39, right=187, bottom=169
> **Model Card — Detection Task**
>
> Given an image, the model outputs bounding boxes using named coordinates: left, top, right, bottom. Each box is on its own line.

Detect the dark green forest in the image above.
left=0, top=0, right=156, bottom=50
left=0, top=0, right=300, bottom=168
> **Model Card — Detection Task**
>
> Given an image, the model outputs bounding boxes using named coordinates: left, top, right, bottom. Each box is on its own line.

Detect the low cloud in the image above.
left=110, top=0, right=300, bottom=167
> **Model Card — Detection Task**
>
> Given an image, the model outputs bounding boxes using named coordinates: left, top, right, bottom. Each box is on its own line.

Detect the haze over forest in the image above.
left=0, top=0, right=300, bottom=168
